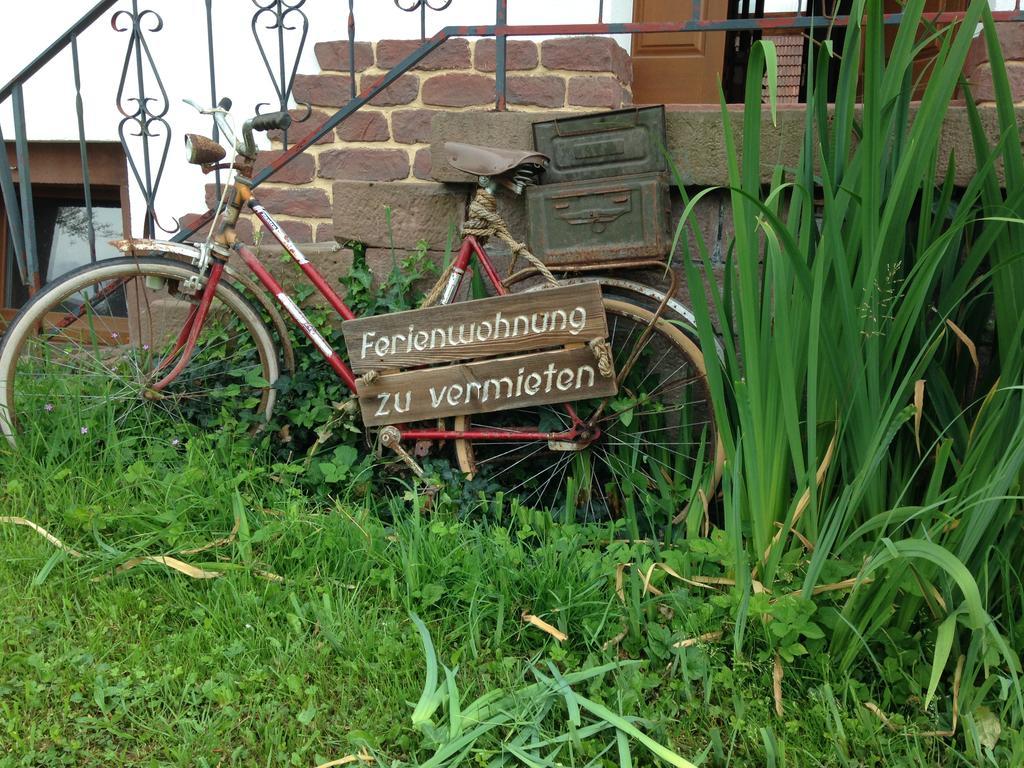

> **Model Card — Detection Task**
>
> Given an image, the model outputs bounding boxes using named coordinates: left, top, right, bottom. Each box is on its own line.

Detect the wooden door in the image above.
left=631, top=0, right=731, bottom=104
left=884, top=0, right=968, bottom=100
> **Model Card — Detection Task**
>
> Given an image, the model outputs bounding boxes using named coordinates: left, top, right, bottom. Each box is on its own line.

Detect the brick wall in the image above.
left=237, top=36, right=632, bottom=248
left=966, top=24, right=1024, bottom=103
left=173, top=27, right=1024, bottom=329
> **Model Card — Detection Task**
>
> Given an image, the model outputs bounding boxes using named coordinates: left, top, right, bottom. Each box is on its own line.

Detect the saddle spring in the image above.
left=511, top=163, right=545, bottom=194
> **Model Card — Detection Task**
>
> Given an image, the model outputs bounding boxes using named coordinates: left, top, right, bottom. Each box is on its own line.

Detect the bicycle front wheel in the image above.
left=454, top=298, right=723, bottom=524
left=0, top=257, right=279, bottom=447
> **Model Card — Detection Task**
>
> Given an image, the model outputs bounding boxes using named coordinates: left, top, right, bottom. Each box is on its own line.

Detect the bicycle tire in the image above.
left=453, top=297, right=723, bottom=523
left=0, top=257, right=279, bottom=447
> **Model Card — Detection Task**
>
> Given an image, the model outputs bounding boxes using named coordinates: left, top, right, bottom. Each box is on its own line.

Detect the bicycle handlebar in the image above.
left=186, top=98, right=290, bottom=164
left=250, top=111, right=292, bottom=133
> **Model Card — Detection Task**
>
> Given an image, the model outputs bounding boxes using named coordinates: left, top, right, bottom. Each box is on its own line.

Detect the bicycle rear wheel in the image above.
left=0, top=257, right=279, bottom=447
left=453, top=298, right=723, bottom=524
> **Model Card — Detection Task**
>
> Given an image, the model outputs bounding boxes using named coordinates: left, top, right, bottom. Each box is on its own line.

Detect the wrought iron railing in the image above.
left=396, top=0, right=454, bottom=41
left=1, top=0, right=321, bottom=294
left=0, top=0, right=119, bottom=293
left=252, top=0, right=312, bottom=145
left=2, top=0, right=1023, bottom=301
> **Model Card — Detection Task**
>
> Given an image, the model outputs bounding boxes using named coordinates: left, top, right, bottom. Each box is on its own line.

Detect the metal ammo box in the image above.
left=527, top=106, right=671, bottom=267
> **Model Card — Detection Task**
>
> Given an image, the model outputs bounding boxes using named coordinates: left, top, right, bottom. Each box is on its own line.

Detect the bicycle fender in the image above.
left=108, top=238, right=295, bottom=374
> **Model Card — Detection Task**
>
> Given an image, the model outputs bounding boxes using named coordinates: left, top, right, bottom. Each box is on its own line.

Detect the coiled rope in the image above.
left=421, top=188, right=558, bottom=308
left=588, top=338, right=614, bottom=379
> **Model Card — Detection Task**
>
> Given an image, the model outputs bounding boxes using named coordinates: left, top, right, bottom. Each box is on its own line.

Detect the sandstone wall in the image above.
left=173, top=24, right=1024, bottom=320
left=242, top=36, right=632, bottom=251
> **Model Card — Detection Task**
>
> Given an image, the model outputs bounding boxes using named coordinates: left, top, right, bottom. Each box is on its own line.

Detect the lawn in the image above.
left=4, top=2, right=1024, bottom=766
left=0, top=430, right=1002, bottom=766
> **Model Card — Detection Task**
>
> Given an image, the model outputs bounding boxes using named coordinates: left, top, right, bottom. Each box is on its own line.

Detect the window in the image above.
left=0, top=141, right=130, bottom=325
left=3, top=197, right=124, bottom=310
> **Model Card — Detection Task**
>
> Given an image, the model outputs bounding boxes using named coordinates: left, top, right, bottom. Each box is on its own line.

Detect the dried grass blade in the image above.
left=945, top=318, right=980, bottom=387
left=672, top=630, right=723, bottom=649
left=649, top=563, right=722, bottom=591
left=680, top=575, right=736, bottom=587
left=774, top=521, right=815, bottom=552
left=615, top=563, right=630, bottom=604
left=314, top=751, right=374, bottom=768
left=671, top=487, right=710, bottom=528
left=178, top=513, right=241, bottom=555
left=602, top=627, right=628, bottom=651
left=759, top=431, right=837, bottom=568
left=522, top=612, right=567, bottom=642
left=116, top=555, right=221, bottom=579
left=808, top=577, right=873, bottom=596
left=640, top=563, right=665, bottom=597
left=254, top=569, right=285, bottom=583
left=914, top=379, right=926, bottom=456
left=0, top=516, right=83, bottom=558
left=864, top=701, right=897, bottom=731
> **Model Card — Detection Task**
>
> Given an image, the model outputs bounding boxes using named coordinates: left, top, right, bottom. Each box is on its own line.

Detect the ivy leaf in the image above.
left=245, top=370, right=270, bottom=388
left=417, top=584, right=445, bottom=606
left=802, top=622, right=826, bottom=640
left=785, top=642, right=807, bottom=657
left=296, top=704, right=317, bottom=725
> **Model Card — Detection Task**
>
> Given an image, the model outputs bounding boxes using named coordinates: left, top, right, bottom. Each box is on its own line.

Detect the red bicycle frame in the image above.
left=161, top=195, right=592, bottom=446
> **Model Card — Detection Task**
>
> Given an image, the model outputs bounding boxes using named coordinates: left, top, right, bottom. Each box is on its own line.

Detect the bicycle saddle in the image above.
left=444, top=142, right=548, bottom=177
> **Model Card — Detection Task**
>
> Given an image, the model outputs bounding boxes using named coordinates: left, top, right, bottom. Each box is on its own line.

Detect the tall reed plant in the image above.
left=674, top=0, right=1024, bottom=747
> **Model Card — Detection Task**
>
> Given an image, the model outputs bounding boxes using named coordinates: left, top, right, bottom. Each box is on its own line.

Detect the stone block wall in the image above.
left=239, top=35, right=633, bottom=254
left=172, top=26, right=1024, bottom=327
left=966, top=23, right=1024, bottom=103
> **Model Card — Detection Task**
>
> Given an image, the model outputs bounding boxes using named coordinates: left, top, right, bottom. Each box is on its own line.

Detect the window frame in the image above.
left=0, top=141, right=130, bottom=325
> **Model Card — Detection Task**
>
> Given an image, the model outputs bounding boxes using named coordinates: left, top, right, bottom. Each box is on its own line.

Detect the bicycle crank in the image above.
left=548, top=426, right=599, bottom=451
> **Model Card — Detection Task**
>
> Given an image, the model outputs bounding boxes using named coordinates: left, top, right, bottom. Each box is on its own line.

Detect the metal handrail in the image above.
left=0, top=0, right=122, bottom=291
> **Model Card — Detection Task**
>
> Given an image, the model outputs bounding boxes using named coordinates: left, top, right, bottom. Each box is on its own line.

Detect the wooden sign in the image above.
left=341, top=283, right=607, bottom=373
left=357, top=346, right=617, bottom=426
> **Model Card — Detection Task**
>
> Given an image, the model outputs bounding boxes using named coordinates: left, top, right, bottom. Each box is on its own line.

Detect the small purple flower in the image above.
left=171, top=438, right=180, bottom=446
left=142, top=343, right=150, bottom=351
left=44, top=403, right=54, bottom=412
left=80, top=426, right=88, bottom=435
left=110, top=332, right=119, bottom=340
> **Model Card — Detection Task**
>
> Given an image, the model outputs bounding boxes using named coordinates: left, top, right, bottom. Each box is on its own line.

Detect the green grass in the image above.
left=1, top=427, right=1016, bottom=766
left=669, top=2, right=1024, bottom=761
left=4, top=2, right=1024, bottom=765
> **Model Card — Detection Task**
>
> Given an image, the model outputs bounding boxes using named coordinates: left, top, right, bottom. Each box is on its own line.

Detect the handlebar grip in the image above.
left=217, top=96, right=233, bottom=111
left=250, top=111, right=292, bottom=132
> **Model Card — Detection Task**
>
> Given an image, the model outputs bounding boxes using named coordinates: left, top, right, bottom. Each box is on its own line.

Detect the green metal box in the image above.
left=526, top=172, right=671, bottom=266
left=532, top=106, right=668, bottom=184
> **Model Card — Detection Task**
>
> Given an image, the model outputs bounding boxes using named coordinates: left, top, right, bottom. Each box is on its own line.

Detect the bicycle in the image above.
left=0, top=99, right=722, bottom=517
